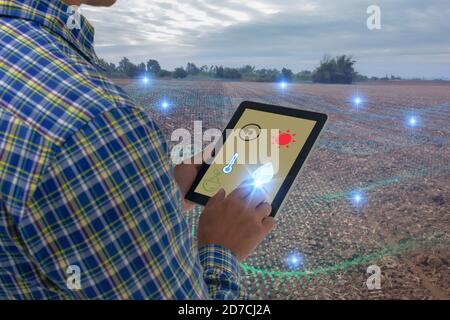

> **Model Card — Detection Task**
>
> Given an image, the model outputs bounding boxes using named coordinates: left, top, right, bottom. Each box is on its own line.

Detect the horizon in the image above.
left=99, top=56, right=450, bottom=81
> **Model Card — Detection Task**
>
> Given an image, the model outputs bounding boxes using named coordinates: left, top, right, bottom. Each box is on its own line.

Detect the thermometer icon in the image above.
left=223, top=153, right=239, bottom=174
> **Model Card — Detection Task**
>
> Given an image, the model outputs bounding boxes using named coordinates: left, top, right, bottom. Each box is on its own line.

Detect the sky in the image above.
left=81, top=0, right=450, bottom=79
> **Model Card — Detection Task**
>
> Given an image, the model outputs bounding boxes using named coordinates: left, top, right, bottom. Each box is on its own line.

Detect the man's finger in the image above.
left=261, top=216, right=276, bottom=232
left=202, top=143, right=215, bottom=164
left=228, top=179, right=253, bottom=200
left=255, top=202, right=273, bottom=220
left=247, top=189, right=266, bottom=208
left=209, top=188, right=225, bottom=204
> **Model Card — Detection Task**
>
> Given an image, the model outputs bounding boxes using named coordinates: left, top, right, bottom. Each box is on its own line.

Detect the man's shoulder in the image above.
left=0, top=16, right=150, bottom=221
left=0, top=16, right=139, bottom=146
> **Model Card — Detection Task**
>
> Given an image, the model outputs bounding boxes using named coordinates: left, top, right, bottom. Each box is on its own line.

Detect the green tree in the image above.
left=239, top=65, right=255, bottom=75
left=222, top=68, right=242, bottom=79
left=146, top=59, right=161, bottom=76
left=312, top=55, right=356, bottom=84
left=281, top=68, right=293, bottom=82
left=158, top=69, right=172, bottom=78
left=254, top=68, right=280, bottom=82
left=118, top=57, right=139, bottom=78
left=98, top=58, right=117, bottom=76
left=334, top=55, right=355, bottom=83
left=173, top=67, right=188, bottom=79
left=186, top=62, right=200, bottom=76
left=295, top=70, right=312, bottom=81
left=213, top=66, right=224, bottom=78
left=137, top=62, right=146, bottom=76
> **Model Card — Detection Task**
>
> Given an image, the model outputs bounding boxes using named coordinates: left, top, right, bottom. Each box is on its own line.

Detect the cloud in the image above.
left=82, top=0, right=450, bottom=78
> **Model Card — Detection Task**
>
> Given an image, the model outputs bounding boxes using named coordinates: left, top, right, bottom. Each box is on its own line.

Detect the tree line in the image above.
left=99, top=55, right=401, bottom=84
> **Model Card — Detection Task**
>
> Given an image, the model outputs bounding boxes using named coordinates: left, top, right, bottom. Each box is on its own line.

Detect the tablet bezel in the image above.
left=185, top=100, right=328, bottom=217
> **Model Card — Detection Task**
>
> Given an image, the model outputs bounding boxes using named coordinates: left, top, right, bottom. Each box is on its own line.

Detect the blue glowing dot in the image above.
left=279, top=81, right=287, bottom=89
left=408, top=116, right=417, bottom=127
left=354, top=97, right=362, bottom=105
left=286, top=252, right=304, bottom=270
left=350, top=190, right=366, bottom=208
left=405, top=114, right=421, bottom=129
left=142, top=77, right=149, bottom=84
left=161, top=101, right=170, bottom=109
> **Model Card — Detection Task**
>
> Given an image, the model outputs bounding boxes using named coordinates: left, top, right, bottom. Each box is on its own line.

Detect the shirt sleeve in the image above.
left=199, top=244, right=247, bottom=300
left=20, top=106, right=246, bottom=300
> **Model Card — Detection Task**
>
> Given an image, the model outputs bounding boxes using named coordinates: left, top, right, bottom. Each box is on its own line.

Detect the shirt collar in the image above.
left=0, top=0, right=103, bottom=69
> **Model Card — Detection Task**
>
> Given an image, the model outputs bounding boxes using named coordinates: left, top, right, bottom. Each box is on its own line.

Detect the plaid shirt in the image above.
left=0, top=0, right=244, bottom=299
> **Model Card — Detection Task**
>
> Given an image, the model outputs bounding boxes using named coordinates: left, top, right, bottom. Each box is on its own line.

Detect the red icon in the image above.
left=272, top=129, right=297, bottom=148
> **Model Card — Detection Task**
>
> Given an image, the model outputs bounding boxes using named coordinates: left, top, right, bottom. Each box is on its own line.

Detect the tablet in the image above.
left=186, top=101, right=327, bottom=217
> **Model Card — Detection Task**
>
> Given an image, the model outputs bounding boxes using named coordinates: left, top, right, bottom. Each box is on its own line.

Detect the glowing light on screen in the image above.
left=142, top=76, right=150, bottom=84
left=252, top=162, right=274, bottom=188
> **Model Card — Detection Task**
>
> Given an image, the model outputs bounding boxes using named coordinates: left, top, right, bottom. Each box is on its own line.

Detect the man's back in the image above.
left=0, top=0, right=244, bottom=299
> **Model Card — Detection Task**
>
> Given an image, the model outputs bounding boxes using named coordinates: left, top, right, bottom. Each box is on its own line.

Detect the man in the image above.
left=0, top=0, right=275, bottom=299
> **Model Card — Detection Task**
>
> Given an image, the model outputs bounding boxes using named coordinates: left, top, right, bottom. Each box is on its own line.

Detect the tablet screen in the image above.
left=194, top=108, right=318, bottom=203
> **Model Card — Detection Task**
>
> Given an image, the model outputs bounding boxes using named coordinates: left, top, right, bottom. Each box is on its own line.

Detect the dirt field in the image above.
left=118, top=79, right=450, bottom=300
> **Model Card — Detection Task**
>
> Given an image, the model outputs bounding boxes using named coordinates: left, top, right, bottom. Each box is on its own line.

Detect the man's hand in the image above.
left=174, top=145, right=214, bottom=212
left=197, top=184, right=276, bottom=262
left=174, top=161, right=201, bottom=212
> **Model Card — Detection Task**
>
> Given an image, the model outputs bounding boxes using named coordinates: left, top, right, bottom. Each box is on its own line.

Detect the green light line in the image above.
left=241, top=238, right=447, bottom=278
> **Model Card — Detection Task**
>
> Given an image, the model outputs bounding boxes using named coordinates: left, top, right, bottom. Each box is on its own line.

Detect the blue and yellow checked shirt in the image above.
left=0, top=0, right=244, bottom=299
